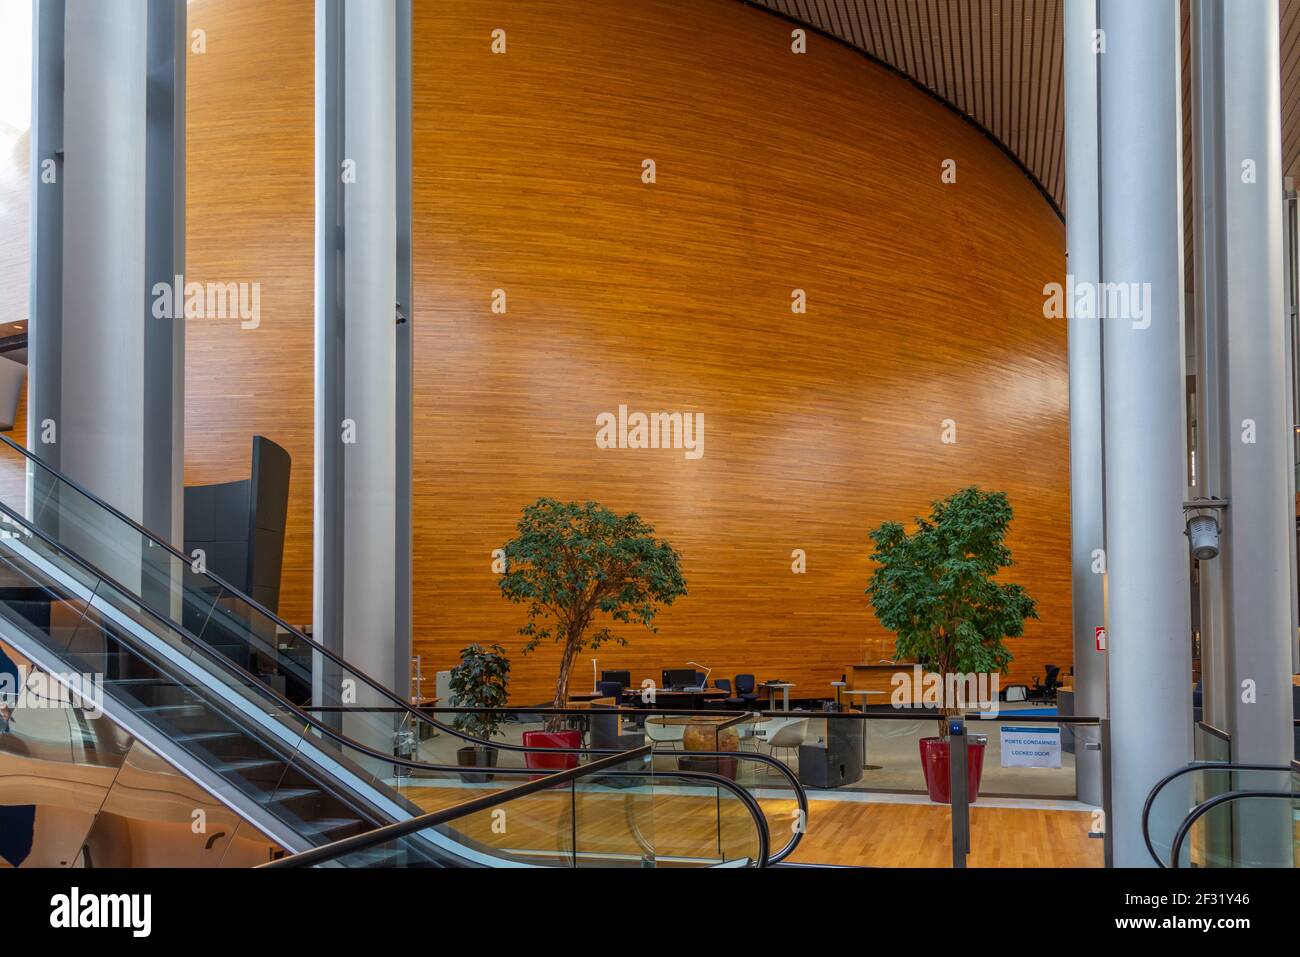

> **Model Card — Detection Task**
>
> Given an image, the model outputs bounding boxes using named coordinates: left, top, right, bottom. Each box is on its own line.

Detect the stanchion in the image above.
left=949, top=715, right=969, bottom=868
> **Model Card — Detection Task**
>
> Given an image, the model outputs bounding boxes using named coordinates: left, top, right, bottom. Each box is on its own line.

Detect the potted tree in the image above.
left=866, top=487, right=1037, bottom=803
left=498, top=498, right=687, bottom=769
left=448, top=643, right=511, bottom=783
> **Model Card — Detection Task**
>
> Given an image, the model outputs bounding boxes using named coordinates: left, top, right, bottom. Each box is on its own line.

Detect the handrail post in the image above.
left=949, top=715, right=969, bottom=868
left=1100, top=717, right=1113, bottom=867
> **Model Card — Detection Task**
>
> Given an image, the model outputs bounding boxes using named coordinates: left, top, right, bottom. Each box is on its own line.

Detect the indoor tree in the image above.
left=866, top=486, right=1038, bottom=737
left=498, top=498, right=687, bottom=729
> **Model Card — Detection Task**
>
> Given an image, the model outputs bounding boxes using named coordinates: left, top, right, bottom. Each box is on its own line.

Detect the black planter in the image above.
left=456, top=746, right=498, bottom=783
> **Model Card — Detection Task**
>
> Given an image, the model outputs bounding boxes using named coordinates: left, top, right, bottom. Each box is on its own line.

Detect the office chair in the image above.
left=596, top=680, right=624, bottom=702
left=713, top=678, right=732, bottom=694
left=1030, top=664, right=1062, bottom=702
left=725, top=674, right=760, bottom=709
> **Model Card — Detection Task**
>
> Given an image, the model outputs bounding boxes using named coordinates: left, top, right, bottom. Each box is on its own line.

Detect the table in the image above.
left=843, top=688, right=887, bottom=709
left=764, top=681, right=795, bottom=711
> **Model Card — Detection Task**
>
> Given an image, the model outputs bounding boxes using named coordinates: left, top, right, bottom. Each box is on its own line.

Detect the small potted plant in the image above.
left=448, top=643, right=511, bottom=783
left=867, top=487, right=1037, bottom=803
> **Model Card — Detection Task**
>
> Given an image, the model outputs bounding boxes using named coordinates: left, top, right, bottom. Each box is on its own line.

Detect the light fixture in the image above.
left=1183, top=497, right=1228, bottom=561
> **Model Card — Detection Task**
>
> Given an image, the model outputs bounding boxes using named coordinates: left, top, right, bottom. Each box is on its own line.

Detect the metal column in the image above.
left=314, top=0, right=413, bottom=701
left=1063, top=0, right=1108, bottom=808
left=1215, top=0, right=1295, bottom=865
left=28, top=0, right=185, bottom=590
left=1097, top=0, right=1195, bottom=867
left=1191, top=0, right=1231, bottom=734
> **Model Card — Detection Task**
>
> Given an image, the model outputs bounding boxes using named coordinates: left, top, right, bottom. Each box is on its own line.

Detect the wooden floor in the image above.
left=779, top=799, right=1102, bottom=867
left=401, top=784, right=1103, bottom=868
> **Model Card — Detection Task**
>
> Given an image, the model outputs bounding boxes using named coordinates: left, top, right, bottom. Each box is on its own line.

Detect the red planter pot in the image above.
left=522, top=730, right=581, bottom=770
left=919, top=736, right=985, bottom=804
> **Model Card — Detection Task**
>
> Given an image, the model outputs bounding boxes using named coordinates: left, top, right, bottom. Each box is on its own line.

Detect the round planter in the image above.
left=682, top=718, right=740, bottom=753
left=918, top=736, right=986, bottom=804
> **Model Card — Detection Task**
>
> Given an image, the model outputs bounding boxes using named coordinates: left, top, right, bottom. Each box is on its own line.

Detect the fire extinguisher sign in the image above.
left=1095, top=626, right=1107, bottom=652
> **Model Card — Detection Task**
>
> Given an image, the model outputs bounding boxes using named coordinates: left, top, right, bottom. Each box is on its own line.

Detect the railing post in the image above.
left=1100, top=717, right=1113, bottom=867
left=949, top=715, right=969, bottom=868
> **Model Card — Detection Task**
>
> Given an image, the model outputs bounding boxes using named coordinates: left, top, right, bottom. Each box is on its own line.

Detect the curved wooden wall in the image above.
left=14, top=0, right=1069, bottom=704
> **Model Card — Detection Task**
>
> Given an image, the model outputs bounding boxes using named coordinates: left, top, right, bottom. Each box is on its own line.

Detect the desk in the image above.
left=848, top=663, right=913, bottom=694
left=764, top=682, right=795, bottom=711
left=568, top=688, right=728, bottom=710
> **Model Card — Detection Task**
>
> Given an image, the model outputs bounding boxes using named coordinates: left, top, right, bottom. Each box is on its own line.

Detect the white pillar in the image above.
left=1063, top=0, right=1108, bottom=808
left=314, top=0, right=413, bottom=699
left=1097, top=0, right=1194, bottom=866
left=1216, top=0, right=1295, bottom=864
left=28, top=0, right=185, bottom=588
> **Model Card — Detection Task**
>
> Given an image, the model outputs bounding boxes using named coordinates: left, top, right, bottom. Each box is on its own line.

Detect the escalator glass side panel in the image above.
left=1179, top=793, right=1299, bottom=867
left=0, top=637, right=127, bottom=867
left=0, top=441, right=438, bottom=754
left=1148, top=766, right=1294, bottom=867
left=85, top=738, right=285, bottom=867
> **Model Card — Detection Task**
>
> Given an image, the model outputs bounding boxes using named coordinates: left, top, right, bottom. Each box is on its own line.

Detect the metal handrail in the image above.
left=1168, top=789, right=1296, bottom=868
left=1141, top=760, right=1294, bottom=867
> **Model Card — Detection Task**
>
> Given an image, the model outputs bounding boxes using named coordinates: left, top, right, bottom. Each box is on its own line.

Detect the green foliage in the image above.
left=498, top=498, right=687, bottom=712
left=448, top=643, right=511, bottom=743
left=866, top=487, right=1037, bottom=680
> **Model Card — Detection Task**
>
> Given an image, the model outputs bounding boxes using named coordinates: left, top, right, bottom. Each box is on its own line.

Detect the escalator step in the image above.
left=298, top=817, right=364, bottom=838
left=105, top=678, right=171, bottom=686
left=344, top=847, right=406, bottom=867
left=212, top=758, right=282, bottom=775
left=139, top=704, right=206, bottom=718
left=175, top=731, right=243, bottom=745
left=258, top=788, right=319, bottom=805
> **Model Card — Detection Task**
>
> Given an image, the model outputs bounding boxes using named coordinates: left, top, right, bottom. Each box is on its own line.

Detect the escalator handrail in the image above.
left=648, top=747, right=806, bottom=864
left=1168, top=789, right=1296, bottom=869
left=615, top=767, right=771, bottom=867
left=0, top=493, right=810, bottom=862
left=1141, top=760, right=1294, bottom=867
left=262, top=748, right=773, bottom=868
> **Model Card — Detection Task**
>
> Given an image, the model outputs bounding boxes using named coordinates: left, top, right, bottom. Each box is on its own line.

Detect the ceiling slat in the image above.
left=748, top=0, right=1300, bottom=218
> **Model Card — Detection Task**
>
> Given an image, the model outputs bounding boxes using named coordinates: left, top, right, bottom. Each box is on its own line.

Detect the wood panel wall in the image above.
left=12, top=0, right=1070, bottom=705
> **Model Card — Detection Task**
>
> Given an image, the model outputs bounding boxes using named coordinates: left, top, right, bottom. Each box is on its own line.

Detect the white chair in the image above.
left=763, top=716, right=809, bottom=766
left=643, top=719, right=685, bottom=750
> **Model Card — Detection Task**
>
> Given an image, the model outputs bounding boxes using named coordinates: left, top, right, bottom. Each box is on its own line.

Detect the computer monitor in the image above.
left=663, top=668, right=698, bottom=690
left=601, top=670, right=631, bottom=688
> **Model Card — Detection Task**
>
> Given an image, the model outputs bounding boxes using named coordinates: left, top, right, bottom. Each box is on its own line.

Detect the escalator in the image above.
left=0, top=436, right=802, bottom=866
